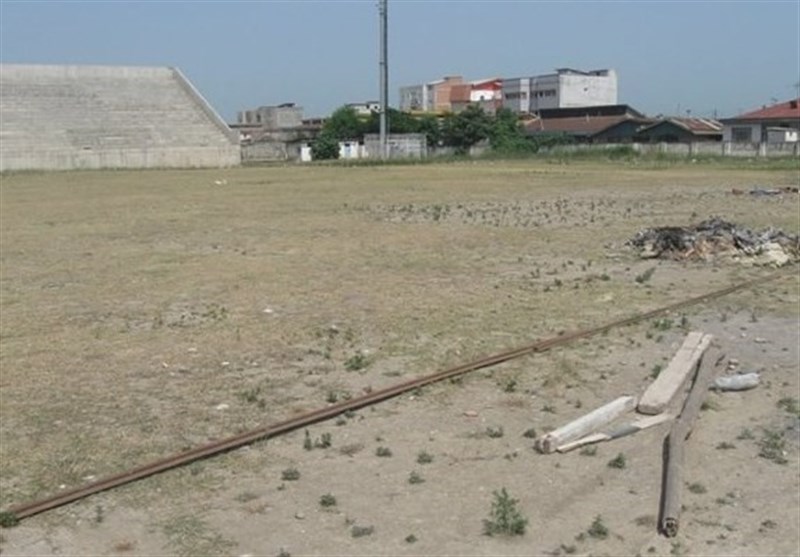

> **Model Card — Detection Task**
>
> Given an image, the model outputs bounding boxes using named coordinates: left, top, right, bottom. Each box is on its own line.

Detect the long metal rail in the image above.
left=2, top=271, right=788, bottom=523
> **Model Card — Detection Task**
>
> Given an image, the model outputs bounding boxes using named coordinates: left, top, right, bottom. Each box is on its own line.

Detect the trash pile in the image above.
left=628, top=217, right=799, bottom=266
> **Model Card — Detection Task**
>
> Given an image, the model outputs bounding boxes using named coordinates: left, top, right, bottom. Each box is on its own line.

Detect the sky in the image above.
left=1, top=0, right=799, bottom=122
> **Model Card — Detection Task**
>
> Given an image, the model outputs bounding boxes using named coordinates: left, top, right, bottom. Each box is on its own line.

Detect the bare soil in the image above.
left=1, top=160, right=798, bottom=556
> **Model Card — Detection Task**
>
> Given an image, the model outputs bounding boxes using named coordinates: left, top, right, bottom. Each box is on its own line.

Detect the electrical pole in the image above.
left=379, top=0, right=388, bottom=159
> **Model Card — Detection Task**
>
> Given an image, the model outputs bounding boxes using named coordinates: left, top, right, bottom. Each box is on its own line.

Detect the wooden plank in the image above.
left=556, top=413, right=673, bottom=453
left=638, top=332, right=713, bottom=415
left=536, top=395, right=636, bottom=454
left=660, top=346, right=724, bottom=537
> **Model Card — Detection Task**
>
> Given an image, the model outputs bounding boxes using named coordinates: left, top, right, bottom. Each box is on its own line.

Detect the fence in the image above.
left=544, top=142, right=799, bottom=158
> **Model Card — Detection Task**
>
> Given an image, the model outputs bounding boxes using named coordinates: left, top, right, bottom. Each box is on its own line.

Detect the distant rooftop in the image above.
left=725, top=98, right=800, bottom=121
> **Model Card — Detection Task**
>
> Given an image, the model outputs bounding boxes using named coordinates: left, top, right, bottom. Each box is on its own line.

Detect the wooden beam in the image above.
left=556, top=413, right=673, bottom=453
left=661, top=346, right=724, bottom=537
left=536, top=395, right=636, bottom=454
left=638, top=332, right=713, bottom=415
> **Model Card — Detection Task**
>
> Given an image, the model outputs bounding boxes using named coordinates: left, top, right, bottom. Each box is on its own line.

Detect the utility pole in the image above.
left=379, top=0, right=388, bottom=159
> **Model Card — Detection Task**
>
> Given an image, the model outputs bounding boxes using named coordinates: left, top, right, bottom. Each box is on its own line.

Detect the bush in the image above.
left=483, top=488, right=528, bottom=536
left=310, top=133, right=339, bottom=161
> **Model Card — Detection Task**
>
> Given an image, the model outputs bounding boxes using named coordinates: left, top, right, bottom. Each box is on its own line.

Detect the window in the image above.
left=731, top=127, right=752, bottom=142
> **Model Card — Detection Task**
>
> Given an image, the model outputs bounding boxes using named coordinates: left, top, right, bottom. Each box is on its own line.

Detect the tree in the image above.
left=488, top=108, right=533, bottom=153
left=416, top=114, right=442, bottom=147
left=441, top=104, right=491, bottom=154
left=323, top=106, right=364, bottom=141
left=310, top=132, right=340, bottom=160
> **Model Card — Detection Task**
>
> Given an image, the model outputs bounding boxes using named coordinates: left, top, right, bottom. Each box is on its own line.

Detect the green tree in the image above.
left=442, top=104, right=491, bottom=154
left=416, top=114, right=442, bottom=147
left=488, top=108, right=533, bottom=153
left=323, top=106, right=364, bottom=141
left=310, top=132, right=340, bottom=160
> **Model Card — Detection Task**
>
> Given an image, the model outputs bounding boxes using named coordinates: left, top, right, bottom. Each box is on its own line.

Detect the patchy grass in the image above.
left=483, top=488, right=528, bottom=537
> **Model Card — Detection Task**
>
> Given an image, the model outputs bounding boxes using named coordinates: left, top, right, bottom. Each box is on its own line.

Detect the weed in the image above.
left=303, top=430, right=313, bottom=451
left=344, top=352, right=369, bottom=372
left=650, top=363, right=664, bottom=378
left=777, top=397, right=800, bottom=417
left=483, top=488, right=528, bottom=536
left=758, top=429, right=787, bottom=464
left=716, top=441, right=736, bottom=450
left=405, top=534, right=418, bottom=543
left=560, top=544, right=577, bottom=554
left=542, top=404, right=556, bottom=414
left=500, top=377, right=518, bottom=393
left=339, top=443, right=364, bottom=456
left=670, top=540, right=687, bottom=556
left=737, top=428, right=755, bottom=440
left=375, top=446, right=393, bottom=457
left=113, top=541, right=136, bottom=552
left=417, top=450, right=434, bottom=464
left=408, top=471, right=425, bottom=484
left=277, top=549, right=291, bottom=557
left=634, top=515, right=656, bottom=527
left=652, top=318, right=673, bottom=331
left=522, top=428, right=537, bottom=439
left=688, top=482, right=707, bottom=494
left=317, top=432, right=332, bottom=448
left=281, top=468, right=301, bottom=481
left=600, top=273, right=611, bottom=281
left=680, top=315, right=690, bottom=329
left=319, top=493, right=337, bottom=507
left=700, top=398, right=721, bottom=411
left=607, top=453, right=626, bottom=469
left=579, top=445, right=598, bottom=457
left=635, top=267, right=656, bottom=284
left=94, top=504, right=104, bottom=524
left=351, top=525, right=375, bottom=538
left=588, top=515, right=609, bottom=539
left=326, top=391, right=338, bottom=403
left=486, top=426, right=504, bottom=438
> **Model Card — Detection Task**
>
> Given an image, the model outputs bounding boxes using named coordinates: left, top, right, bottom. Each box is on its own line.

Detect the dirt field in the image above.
left=1, top=159, right=798, bottom=556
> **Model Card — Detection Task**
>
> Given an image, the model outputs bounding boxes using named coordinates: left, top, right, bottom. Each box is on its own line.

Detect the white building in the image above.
left=502, top=68, right=618, bottom=114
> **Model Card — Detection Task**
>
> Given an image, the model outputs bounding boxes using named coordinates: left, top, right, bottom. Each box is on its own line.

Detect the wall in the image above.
left=363, top=133, right=427, bottom=159
left=722, top=123, right=760, bottom=143
left=557, top=70, right=618, bottom=108
left=399, top=85, right=427, bottom=112
left=544, top=142, right=798, bottom=157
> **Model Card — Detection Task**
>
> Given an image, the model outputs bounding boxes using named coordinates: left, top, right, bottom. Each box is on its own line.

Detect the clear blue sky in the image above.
left=1, top=0, right=798, bottom=122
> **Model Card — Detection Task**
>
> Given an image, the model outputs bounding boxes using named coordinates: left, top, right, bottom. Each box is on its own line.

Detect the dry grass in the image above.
left=1, top=160, right=798, bottom=513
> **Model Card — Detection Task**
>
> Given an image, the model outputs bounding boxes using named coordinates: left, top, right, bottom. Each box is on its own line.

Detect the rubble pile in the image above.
left=628, top=217, right=799, bottom=266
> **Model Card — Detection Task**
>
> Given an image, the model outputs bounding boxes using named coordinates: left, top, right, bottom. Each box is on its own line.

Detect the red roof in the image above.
left=730, top=98, right=800, bottom=121
left=642, top=117, right=722, bottom=135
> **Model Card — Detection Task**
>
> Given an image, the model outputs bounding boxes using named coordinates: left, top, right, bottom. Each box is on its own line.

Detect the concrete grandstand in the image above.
left=0, top=64, right=240, bottom=171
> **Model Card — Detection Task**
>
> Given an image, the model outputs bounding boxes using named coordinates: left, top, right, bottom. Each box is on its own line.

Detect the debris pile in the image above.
left=628, top=218, right=799, bottom=266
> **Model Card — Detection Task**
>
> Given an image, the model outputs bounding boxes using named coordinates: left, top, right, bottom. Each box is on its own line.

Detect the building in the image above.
left=502, top=68, right=618, bottom=114
left=399, top=76, right=464, bottom=113
left=0, top=63, right=240, bottom=171
left=346, top=101, right=381, bottom=116
left=634, top=117, right=722, bottom=143
left=720, top=99, right=800, bottom=143
left=234, top=103, right=304, bottom=138
left=523, top=104, right=645, bottom=142
left=450, top=78, right=503, bottom=114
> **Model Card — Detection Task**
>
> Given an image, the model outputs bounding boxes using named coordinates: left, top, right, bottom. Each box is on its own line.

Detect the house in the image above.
left=523, top=104, right=646, bottom=142
left=399, top=76, right=464, bottom=113
left=720, top=99, right=800, bottom=143
left=634, top=118, right=722, bottom=143
left=450, top=78, right=503, bottom=114
left=502, top=68, right=618, bottom=114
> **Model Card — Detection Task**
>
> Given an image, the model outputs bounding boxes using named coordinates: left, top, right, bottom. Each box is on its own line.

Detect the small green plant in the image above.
left=560, top=544, right=577, bottom=554
left=542, top=404, right=556, bottom=414
left=483, top=488, right=528, bottom=537
left=405, top=534, right=418, bottom=544
left=316, top=432, right=332, bottom=449
left=94, top=504, right=104, bottom=524
left=277, top=548, right=291, bottom=557
left=351, top=525, right=374, bottom=538
left=652, top=318, right=673, bottom=331
left=319, top=493, right=337, bottom=507
left=303, top=430, right=313, bottom=451
left=688, top=482, right=707, bottom=494
left=326, top=390, right=338, bottom=403
left=758, top=429, right=787, bottom=464
left=650, top=363, right=664, bottom=379
left=281, top=468, right=301, bottom=481
left=579, top=445, right=598, bottom=457
left=716, top=441, right=736, bottom=450
left=635, top=267, right=656, bottom=284
left=777, top=397, right=800, bottom=417
left=607, top=453, right=626, bottom=469
left=408, top=471, right=425, bottom=484
left=344, top=352, right=369, bottom=371
left=486, top=426, right=504, bottom=438
left=588, top=515, right=609, bottom=539
left=417, top=450, right=434, bottom=464
left=500, top=377, right=518, bottom=392
left=737, top=428, right=755, bottom=440
left=522, top=427, right=537, bottom=439
left=375, top=446, right=393, bottom=457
